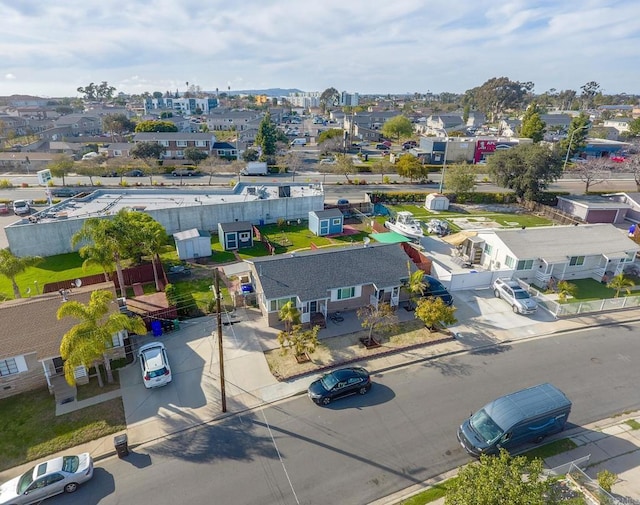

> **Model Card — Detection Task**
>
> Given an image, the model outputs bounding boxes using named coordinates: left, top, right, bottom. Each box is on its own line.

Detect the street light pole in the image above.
left=438, top=129, right=449, bottom=193
left=563, top=125, right=589, bottom=171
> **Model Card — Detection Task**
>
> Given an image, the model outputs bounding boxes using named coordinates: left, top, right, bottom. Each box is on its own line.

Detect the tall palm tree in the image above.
left=72, top=217, right=127, bottom=298
left=58, top=290, right=147, bottom=386
left=607, top=273, right=635, bottom=298
left=279, top=300, right=301, bottom=335
left=77, top=242, right=115, bottom=282
left=0, top=248, right=42, bottom=299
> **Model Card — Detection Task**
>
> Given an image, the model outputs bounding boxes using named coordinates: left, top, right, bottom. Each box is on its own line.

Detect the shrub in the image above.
left=0, top=179, right=13, bottom=188
left=597, top=469, right=617, bottom=492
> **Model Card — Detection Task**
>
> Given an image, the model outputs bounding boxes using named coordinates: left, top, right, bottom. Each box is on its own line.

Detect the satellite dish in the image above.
left=74, top=279, right=82, bottom=288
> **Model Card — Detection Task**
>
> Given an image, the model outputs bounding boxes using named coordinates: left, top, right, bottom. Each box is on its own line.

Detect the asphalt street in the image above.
left=43, top=323, right=640, bottom=505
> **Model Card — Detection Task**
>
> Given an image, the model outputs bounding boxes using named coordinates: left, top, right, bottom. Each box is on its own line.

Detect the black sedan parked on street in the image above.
left=307, top=367, right=371, bottom=406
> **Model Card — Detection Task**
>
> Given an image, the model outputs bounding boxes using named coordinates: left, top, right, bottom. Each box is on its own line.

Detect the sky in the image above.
left=1, top=0, right=639, bottom=98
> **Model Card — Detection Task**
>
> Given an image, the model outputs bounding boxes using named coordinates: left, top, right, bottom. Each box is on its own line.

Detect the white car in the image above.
left=12, top=200, right=30, bottom=215
left=139, top=341, right=172, bottom=388
left=493, top=278, right=538, bottom=314
left=0, top=453, right=93, bottom=505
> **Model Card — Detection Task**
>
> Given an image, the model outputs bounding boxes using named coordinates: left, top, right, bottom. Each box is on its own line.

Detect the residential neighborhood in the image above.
left=3, top=14, right=640, bottom=502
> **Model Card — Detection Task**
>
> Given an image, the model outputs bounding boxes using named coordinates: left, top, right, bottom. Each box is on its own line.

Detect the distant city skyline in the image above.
left=2, top=0, right=639, bottom=98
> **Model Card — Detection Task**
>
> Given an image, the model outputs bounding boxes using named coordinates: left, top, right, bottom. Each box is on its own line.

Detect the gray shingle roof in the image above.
left=312, top=208, right=343, bottom=219
left=490, top=224, right=640, bottom=263
left=220, top=221, right=252, bottom=232
left=248, top=243, right=410, bottom=301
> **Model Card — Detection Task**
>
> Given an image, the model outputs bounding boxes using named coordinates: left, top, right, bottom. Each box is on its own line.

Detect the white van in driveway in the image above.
left=290, top=138, right=307, bottom=146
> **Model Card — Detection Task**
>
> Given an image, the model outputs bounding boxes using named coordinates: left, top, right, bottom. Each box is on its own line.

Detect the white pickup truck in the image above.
left=492, top=278, right=538, bottom=314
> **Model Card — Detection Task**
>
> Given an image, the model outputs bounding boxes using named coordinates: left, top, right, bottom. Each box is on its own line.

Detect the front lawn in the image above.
left=0, top=388, right=126, bottom=471
left=562, top=278, right=637, bottom=301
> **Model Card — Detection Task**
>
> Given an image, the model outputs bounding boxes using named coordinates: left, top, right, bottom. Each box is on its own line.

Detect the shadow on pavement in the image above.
left=53, top=468, right=115, bottom=505
left=121, top=450, right=152, bottom=469
left=322, top=383, right=396, bottom=410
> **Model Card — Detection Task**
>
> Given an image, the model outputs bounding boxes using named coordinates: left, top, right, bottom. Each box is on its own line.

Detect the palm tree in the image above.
left=0, top=248, right=42, bottom=299
left=72, top=217, right=127, bottom=298
left=279, top=300, right=301, bottom=335
left=58, top=290, right=147, bottom=386
left=607, top=273, right=635, bottom=298
left=77, top=242, right=115, bottom=282
left=405, top=264, right=427, bottom=309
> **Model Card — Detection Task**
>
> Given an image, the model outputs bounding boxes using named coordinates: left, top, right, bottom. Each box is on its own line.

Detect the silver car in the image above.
left=493, top=278, right=538, bottom=314
left=0, top=453, right=94, bottom=505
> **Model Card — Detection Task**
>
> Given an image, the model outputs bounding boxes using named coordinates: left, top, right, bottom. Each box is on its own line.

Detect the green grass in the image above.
left=625, top=419, right=640, bottom=430
left=0, top=252, right=105, bottom=300
left=0, top=387, right=126, bottom=471
left=399, top=479, right=455, bottom=504
left=523, top=438, right=578, bottom=460
left=567, top=278, right=633, bottom=301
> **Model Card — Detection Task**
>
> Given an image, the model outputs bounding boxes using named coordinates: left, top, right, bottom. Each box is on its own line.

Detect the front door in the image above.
left=226, top=232, right=237, bottom=250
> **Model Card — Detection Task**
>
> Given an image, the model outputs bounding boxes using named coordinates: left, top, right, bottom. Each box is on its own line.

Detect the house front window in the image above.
left=177, top=140, right=187, bottom=147
left=516, top=259, right=534, bottom=270
left=0, top=358, right=19, bottom=376
left=337, top=287, right=356, bottom=300
left=505, top=256, right=515, bottom=269
left=569, top=256, right=585, bottom=266
left=270, top=297, right=296, bottom=312
left=196, top=141, right=206, bottom=147
left=484, top=243, right=493, bottom=255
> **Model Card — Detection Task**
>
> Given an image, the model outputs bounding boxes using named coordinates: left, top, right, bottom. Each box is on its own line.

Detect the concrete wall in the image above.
left=6, top=193, right=324, bottom=257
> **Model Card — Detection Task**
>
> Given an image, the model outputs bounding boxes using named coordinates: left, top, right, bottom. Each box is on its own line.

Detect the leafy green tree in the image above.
left=519, top=103, right=546, bottom=143
left=255, top=111, right=277, bottom=156
left=444, top=164, right=477, bottom=193
left=626, top=117, right=640, bottom=138
left=184, top=146, right=208, bottom=166
left=134, top=120, right=178, bottom=133
left=488, top=143, right=563, bottom=201
left=465, top=77, right=534, bottom=122
left=58, top=290, right=147, bottom=386
left=76, top=81, right=116, bottom=101
left=242, top=148, right=260, bottom=162
left=580, top=81, right=601, bottom=109
left=607, top=273, right=635, bottom=298
left=278, top=300, right=301, bottom=335
left=556, top=280, right=578, bottom=303
left=381, top=115, right=413, bottom=141
left=445, top=449, right=550, bottom=505
left=396, top=154, right=424, bottom=182
left=47, top=154, right=75, bottom=187
left=414, top=296, right=457, bottom=332
left=317, top=128, right=343, bottom=145
left=102, top=113, right=135, bottom=141
left=131, top=141, right=165, bottom=184
left=357, top=302, right=398, bottom=346
left=334, top=154, right=355, bottom=183
left=0, top=248, right=42, bottom=299
left=72, top=217, right=128, bottom=298
left=319, top=87, right=340, bottom=112
left=559, top=113, right=590, bottom=159
left=76, top=155, right=106, bottom=186
left=277, top=324, right=320, bottom=359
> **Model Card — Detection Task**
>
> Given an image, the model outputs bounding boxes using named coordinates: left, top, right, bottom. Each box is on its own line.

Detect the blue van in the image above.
left=457, top=383, right=571, bottom=457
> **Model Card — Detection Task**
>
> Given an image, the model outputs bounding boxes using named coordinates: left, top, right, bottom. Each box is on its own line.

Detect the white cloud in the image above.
left=5, top=74, right=16, bottom=80
left=0, top=0, right=638, bottom=96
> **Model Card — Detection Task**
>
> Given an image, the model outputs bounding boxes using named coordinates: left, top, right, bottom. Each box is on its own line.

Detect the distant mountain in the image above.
left=208, top=88, right=303, bottom=97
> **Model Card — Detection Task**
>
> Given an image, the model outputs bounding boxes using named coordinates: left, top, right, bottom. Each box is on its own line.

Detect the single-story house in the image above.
left=173, top=228, right=212, bottom=260
left=606, top=193, right=640, bottom=223
left=0, top=283, right=130, bottom=401
left=475, top=224, right=640, bottom=289
left=309, top=208, right=343, bottom=236
left=218, top=221, right=254, bottom=250
left=245, top=243, right=412, bottom=327
left=556, top=195, right=630, bottom=224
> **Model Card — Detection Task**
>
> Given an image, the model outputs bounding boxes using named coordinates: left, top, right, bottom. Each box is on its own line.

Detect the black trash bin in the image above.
left=114, top=434, right=129, bottom=458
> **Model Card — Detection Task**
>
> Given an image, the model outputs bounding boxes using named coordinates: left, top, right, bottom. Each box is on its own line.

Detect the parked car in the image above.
left=124, top=169, right=145, bottom=177
left=611, top=155, right=626, bottom=163
left=423, top=275, right=454, bottom=306
left=402, top=140, right=418, bottom=150
left=0, top=453, right=94, bottom=505
left=493, top=277, right=538, bottom=314
left=171, top=169, right=202, bottom=177
left=0, top=202, right=9, bottom=214
left=138, top=342, right=172, bottom=388
left=50, top=187, right=82, bottom=198
left=319, top=157, right=336, bottom=165
left=375, top=144, right=388, bottom=150
left=307, top=367, right=371, bottom=405
left=12, top=200, right=30, bottom=215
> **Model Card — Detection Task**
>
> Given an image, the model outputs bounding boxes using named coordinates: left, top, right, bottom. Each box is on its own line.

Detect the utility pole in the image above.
left=215, top=269, right=227, bottom=412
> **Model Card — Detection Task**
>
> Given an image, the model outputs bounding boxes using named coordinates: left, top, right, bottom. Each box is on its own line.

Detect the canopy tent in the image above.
left=441, top=231, right=477, bottom=247
left=370, top=231, right=412, bottom=244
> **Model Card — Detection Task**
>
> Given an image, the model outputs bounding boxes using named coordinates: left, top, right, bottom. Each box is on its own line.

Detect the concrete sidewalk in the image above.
left=3, top=303, right=640, bottom=503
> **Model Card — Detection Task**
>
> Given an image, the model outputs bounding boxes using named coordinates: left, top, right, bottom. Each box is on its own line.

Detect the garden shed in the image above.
left=173, top=228, right=212, bottom=260
left=218, top=221, right=254, bottom=250
left=309, top=208, right=344, bottom=236
left=425, top=193, right=450, bottom=211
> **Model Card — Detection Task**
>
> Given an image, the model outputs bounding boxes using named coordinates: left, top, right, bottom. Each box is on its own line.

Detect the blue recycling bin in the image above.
left=151, top=320, right=163, bottom=337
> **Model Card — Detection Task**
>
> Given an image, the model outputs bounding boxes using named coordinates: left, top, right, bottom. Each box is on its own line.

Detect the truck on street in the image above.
left=240, top=161, right=268, bottom=176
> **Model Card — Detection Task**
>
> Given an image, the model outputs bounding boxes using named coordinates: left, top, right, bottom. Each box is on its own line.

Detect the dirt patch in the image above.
left=265, top=320, right=453, bottom=381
